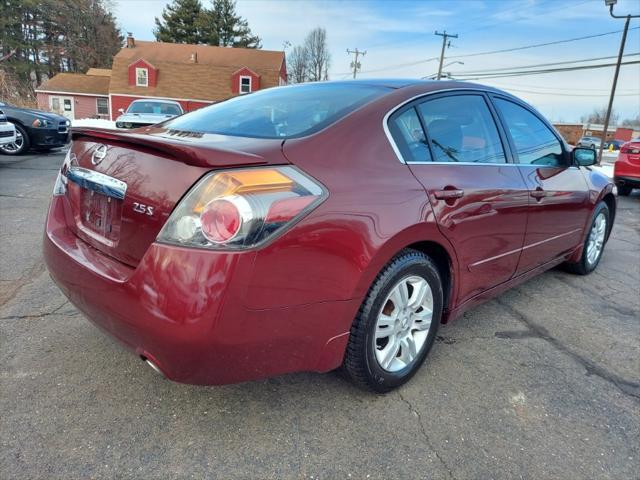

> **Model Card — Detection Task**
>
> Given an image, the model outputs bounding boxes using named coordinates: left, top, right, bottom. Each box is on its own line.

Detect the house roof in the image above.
left=36, top=72, right=110, bottom=95
left=86, top=68, right=112, bottom=77
left=109, top=41, right=285, bottom=101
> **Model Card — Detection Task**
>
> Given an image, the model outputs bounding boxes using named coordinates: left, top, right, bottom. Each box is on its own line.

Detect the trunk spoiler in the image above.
left=71, top=127, right=272, bottom=168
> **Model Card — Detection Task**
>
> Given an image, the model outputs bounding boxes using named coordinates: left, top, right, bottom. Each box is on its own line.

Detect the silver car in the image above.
left=115, top=99, right=184, bottom=129
left=577, top=136, right=602, bottom=150
left=0, top=109, right=17, bottom=146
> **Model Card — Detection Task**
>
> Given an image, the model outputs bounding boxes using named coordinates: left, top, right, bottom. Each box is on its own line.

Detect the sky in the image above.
left=113, top=0, right=640, bottom=123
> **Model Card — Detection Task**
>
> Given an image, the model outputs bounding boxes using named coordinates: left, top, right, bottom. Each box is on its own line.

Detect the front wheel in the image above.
left=343, top=249, right=443, bottom=393
left=564, top=202, right=610, bottom=275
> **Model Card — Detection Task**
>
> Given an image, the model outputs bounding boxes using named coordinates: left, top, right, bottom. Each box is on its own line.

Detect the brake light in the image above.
left=157, top=166, right=327, bottom=250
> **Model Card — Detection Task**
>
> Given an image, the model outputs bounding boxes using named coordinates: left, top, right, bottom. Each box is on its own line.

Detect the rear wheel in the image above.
left=0, top=124, right=29, bottom=155
left=343, top=249, right=443, bottom=393
left=564, top=202, right=609, bottom=275
left=617, top=185, right=632, bottom=196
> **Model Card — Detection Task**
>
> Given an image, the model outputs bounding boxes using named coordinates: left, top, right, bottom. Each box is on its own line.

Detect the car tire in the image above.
left=617, top=185, right=632, bottom=196
left=563, top=202, right=610, bottom=275
left=0, top=123, right=30, bottom=155
left=343, top=249, right=443, bottom=393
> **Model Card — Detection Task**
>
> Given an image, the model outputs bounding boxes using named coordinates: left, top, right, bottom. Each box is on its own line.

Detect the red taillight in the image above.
left=621, top=146, right=631, bottom=154
left=200, top=198, right=242, bottom=243
left=157, top=166, right=327, bottom=250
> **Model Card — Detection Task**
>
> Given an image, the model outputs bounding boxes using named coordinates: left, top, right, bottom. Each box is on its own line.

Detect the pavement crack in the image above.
left=0, top=262, right=48, bottom=307
left=397, top=390, right=457, bottom=480
left=495, top=298, right=640, bottom=401
left=0, top=300, right=73, bottom=321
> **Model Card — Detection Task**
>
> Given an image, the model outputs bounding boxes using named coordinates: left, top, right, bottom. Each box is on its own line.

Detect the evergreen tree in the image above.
left=154, top=0, right=208, bottom=44
left=206, top=0, right=261, bottom=48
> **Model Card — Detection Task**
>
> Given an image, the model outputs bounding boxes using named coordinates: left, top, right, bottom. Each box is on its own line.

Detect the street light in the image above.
left=597, top=0, right=639, bottom=163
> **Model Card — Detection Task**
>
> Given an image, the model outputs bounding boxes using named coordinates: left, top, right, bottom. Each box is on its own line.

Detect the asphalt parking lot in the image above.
left=1, top=150, right=638, bottom=479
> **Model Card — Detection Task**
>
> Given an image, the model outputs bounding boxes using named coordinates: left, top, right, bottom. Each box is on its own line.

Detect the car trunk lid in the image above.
left=60, top=127, right=288, bottom=266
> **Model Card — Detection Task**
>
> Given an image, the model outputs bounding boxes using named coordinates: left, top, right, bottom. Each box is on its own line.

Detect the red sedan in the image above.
left=44, top=80, right=615, bottom=392
left=614, top=138, right=640, bottom=196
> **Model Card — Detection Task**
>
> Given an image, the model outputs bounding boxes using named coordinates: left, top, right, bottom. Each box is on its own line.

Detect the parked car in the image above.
left=0, top=101, right=70, bottom=155
left=115, top=99, right=184, bottom=129
left=614, top=138, right=640, bottom=196
left=604, top=139, right=625, bottom=151
left=0, top=109, right=17, bottom=146
left=576, top=136, right=602, bottom=150
left=44, top=80, right=615, bottom=392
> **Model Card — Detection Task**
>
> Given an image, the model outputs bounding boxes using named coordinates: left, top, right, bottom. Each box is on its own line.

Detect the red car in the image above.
left=43, top=80, right=615, bottom=392
left=614, top=138, right=640, bottom=196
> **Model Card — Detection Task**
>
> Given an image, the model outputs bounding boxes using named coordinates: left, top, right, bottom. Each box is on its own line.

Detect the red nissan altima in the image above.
left=44, top=80, right=615, bottom=392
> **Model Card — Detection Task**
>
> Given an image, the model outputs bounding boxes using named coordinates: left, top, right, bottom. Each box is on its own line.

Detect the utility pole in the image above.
left=435, top=30, right=458, bottom=80
left=347, top=48, right=366, bottom=79
left=598, top=0, right=638, bottom=164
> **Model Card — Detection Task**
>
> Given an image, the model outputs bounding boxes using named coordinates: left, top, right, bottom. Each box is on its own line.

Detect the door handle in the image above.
left=434, top=189, right=464, bottom=200
left=530, top=188, right=548, bottom=200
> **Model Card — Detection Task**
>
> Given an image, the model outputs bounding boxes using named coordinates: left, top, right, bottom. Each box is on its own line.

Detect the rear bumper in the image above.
left=43, top=196, right=355, bottom=385
left=614, top=176, right=640, bottom=188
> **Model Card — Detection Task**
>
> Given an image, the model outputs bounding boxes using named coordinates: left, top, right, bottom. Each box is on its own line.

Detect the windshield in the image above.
left=127, top=101, right=182, bottom=115
left=163, top=83, right=390, bottom=139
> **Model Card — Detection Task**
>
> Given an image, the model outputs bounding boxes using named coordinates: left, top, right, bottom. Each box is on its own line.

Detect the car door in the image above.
left=388, top=92, right=530, bottom=305
left=491, top=96, right=591, bottom=274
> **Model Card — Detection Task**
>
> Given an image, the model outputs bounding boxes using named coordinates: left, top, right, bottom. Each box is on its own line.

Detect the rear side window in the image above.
left=389, top=108, right=431, bottom=162
left=417, top=95, right=507, bottom=164
left=494, top=98, right=564, bottom=166
left=164, top=83, right=389, bottom=139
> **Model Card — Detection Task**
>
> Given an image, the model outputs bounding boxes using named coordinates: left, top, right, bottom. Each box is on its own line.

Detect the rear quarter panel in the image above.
left=246, top=85, right=459, bottom=321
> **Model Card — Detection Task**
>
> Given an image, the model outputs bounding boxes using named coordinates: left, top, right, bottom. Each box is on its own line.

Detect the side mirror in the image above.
left=118, top=108, right=125, bottom=114
left=573, top=147, right=597, bottom=167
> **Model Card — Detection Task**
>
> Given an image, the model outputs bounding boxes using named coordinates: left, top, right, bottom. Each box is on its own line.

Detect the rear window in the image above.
left=163, top=83, right=389, bottom=139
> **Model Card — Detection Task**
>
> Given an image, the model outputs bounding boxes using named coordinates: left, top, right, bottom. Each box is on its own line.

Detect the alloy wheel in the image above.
left=0, top=129, right=24, bottom=154
left=373, top=275, right=433, bottom=372
left=586, top=212, right=606, bottom=266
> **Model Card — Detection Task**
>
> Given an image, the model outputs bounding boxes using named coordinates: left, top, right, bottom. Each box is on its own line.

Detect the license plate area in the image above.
left=79, top=189, right=122, bottom=244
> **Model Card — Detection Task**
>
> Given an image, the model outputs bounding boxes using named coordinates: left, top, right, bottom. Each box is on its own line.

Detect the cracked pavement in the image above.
left=1, top=151, right=639, bottom=479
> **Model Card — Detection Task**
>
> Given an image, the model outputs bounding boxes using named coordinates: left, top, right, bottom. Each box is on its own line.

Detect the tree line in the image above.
left=154, top=0, right=261, bottom=48
left=0, top=0, right=122, bottom=103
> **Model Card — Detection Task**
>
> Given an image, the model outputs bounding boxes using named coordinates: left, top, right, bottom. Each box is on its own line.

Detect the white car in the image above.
left=0, top=109, right=16, bottom=146
left=115, top=99, right=184, bottom=129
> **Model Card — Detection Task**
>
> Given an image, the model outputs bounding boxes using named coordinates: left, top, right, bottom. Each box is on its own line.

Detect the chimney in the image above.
left=126, top=32, right=135, bottom=49
left=190, top=52, right=198, bottom=63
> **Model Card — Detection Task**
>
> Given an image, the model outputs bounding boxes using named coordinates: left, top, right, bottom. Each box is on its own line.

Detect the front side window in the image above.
left=240, top=76, right=252, bottom=94
left=96, top=98, right=109, bottom=115
left=494, top=98, right=564, bottom=166
left=136, top=68, right=148, bottom=87
left=417, top=95, right=507, bottom=164
left=164, top=83, right=389, bottom=139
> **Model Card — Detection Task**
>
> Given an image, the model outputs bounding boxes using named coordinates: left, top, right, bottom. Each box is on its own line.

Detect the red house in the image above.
left=36, top=35, right=287, bottom=121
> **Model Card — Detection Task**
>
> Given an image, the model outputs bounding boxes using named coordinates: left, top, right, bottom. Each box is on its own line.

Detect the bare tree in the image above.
left=287, top=45, right=308, bottom=84
left=304, top=27, right=330, bottom=81
left=581, top=106, right=619, bottom=125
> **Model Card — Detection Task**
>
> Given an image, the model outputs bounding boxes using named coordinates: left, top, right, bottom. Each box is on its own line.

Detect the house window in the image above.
left=96, top=98, right=109, bottom=115
left=136, top=67, right=148, bottom=87
left=239, top=76, right=252, bottom=94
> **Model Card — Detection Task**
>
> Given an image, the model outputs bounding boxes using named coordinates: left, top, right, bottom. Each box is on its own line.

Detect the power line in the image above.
left=450, top=52, right=640, bottom=75
left=338, top=27, right=639, bottom=77
left=486, top=80, right=637, bottom=93
left=488, top=87, right=639, bottom=97
left=447, top=27, right=640, bottom=60
left=447, top=60, right=640, bottom=80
